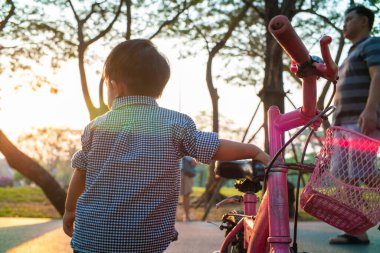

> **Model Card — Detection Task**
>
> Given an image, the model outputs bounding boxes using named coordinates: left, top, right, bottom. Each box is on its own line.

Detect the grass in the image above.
left=183, top=187, right=242, bottom=222
left=0, top=186, right=315, bottom=221
left=0, top=187, right=61, bottom=218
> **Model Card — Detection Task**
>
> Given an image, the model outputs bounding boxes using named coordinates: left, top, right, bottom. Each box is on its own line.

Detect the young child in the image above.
left=63, top=39, right=269, bottom=253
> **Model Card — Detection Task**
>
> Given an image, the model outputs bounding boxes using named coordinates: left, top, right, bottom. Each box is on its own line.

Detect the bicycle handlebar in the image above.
left=268, top=15, right=309, bottom=65
left=315, top=36, right=339, bottom=81
left=269, top=15, right=338, bottom=82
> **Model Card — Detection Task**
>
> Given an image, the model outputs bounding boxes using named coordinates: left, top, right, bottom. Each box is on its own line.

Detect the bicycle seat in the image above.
left=215, top=160, right=265, bottom=181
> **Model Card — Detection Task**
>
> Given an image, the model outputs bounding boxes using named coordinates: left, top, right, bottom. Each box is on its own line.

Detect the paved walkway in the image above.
left=0, top=217, right=379, bottom=252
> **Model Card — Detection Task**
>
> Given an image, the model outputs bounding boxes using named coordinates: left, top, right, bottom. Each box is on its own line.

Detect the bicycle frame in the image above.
left=218, top=15, right=338, bottom=253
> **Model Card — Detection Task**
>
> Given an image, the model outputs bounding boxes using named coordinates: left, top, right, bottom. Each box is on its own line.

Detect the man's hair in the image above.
left=345, top=5, right=375, bottom=31
left=103, top=39, right=170, bottom=98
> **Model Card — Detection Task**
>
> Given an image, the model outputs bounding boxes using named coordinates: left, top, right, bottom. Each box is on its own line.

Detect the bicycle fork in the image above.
left=218, top=193, right=259, bottom=252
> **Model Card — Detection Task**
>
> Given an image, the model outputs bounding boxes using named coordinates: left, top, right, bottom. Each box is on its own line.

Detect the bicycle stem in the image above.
left=301, top=76, right=317, bottom=118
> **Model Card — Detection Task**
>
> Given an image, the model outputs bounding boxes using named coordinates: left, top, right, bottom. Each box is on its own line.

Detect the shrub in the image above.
left=0, top=176, right=13, bottom=187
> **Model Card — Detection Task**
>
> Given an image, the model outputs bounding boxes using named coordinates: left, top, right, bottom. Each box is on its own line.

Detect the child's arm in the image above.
left=213, top=139, right=270, bottom=164
left=63, top=168, right=86, bottom=237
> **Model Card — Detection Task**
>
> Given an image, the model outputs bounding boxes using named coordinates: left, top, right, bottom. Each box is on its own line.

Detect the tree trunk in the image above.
left=199, top=2, right=252, bottom=220
left=78, top=46, right=108, bottom=120
left=0, top=130, right=67, bottom=216
left=201, top=178, right=226, bottom=221
left=203, top=54, right=219, bottom=205
left=260, top=0, right=297, bottom=152
left=260, top=34, right=285, bottom=152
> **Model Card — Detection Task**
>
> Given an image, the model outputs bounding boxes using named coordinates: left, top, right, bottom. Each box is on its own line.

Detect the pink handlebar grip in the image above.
left=319, top=35, right=338, bottom=81
left=268, top=15, right=309, bottom=65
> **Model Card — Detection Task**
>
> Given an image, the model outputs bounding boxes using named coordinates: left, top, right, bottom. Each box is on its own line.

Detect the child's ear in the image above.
left=110, top=80, right=119, bottom=92
left=110, top=80, right=125, bottom=97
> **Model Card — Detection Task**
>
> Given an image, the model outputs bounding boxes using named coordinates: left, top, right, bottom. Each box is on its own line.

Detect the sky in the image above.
left=0, top=39, right=262, bottom=143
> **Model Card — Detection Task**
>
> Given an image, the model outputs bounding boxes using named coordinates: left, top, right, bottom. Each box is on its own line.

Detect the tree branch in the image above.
left=149, top=0, right=190, bottom=39
left=247, top=123, right=264, bottom=143
left=86, top=0, right=123, bottom=47
left=297, top=8, right=342, bottom=33
left=125, top=0, right=132, bottom=40
left=241, top=100, right=262, bottom=142
left=209, top=1, right=252, bottom=58
left=82, top=2, right=102, bottom=24
left=0, top=0, right=15, bottom=32
left=67, top=0, right=80, bottom=23
left=0, top=130, right=67, bottom=215
left=296, top=0, right=306, bottom=10
left=245, top=0, right=265, bottom=20
left=369, top=0, right=380, bottom=11
left=191, top=19, right=210, bottom=53
left=98, top=76, right=107, bottom=110
left=224, top=44, right=265, bottom=59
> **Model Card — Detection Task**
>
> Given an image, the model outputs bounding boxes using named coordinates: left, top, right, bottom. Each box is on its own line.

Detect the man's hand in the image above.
left=63, top=211, right=76, bottom=237
left=361, top=65, right=380, bottom=135
left=359, top=108, right=377, bottom=135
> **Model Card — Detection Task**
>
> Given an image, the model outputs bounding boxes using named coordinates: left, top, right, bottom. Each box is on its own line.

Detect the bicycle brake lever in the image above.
left=215, top=195, right=242, bottom=209
left=292, top=36, right=339, bottom=82
left=314, top=35, right=338, bottom=82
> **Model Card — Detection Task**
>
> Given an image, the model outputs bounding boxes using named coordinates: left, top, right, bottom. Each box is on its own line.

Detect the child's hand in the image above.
left=255, top=151, right=270, bottom=166
left=63, top=211, right=76, bottom=237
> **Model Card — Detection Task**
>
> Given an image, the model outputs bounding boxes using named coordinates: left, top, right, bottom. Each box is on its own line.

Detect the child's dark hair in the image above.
left=103, top=39, right=170, bottom=98
left=345, top=5, right=375, bottom=31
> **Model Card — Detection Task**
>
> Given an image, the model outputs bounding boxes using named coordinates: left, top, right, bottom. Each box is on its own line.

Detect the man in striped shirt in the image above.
left=330, top=5, right=380, bottom=245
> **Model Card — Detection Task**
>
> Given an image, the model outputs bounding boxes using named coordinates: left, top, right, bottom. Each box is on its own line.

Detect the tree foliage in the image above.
left=195, top=110, right=245, bottom=141
left=17, top=128, right=82, bottom=187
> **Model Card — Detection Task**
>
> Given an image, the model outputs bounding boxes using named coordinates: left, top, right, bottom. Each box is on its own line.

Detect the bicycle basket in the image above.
left=300, top=126, right=380, bottom=235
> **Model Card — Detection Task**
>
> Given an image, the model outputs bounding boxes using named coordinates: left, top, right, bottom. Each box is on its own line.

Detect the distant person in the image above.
left=180, top=156, right=197, bottom=222
left=329, top=5, right=380, bottom=245
left=62, top=39, right=270, bottom=253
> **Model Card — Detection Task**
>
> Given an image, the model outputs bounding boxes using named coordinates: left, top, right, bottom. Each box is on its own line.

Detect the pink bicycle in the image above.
left=213, top=15, right=380, bottom=253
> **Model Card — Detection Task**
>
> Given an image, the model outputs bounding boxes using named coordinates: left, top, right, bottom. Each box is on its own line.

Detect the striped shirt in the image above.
left=71, top=96, right=220, bottom=253
left=333, top=36, right=380, bottom=128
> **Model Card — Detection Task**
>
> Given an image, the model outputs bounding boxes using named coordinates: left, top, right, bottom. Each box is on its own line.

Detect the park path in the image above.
left=0, top=218, right=71, bottom=252
left=0, top=218, right=223, bottom=253
left=0, top=217, right=379, bottom=253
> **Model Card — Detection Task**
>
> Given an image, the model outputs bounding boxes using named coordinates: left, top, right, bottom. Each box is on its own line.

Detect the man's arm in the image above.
left=359, top=65, right=380, bottom=134
left=63, top=168, right=86, bottom=237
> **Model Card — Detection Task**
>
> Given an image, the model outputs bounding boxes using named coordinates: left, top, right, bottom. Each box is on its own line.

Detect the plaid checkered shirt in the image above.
left=71, top=96, right=220, bottom=253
